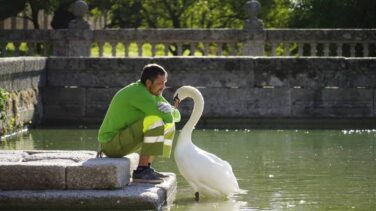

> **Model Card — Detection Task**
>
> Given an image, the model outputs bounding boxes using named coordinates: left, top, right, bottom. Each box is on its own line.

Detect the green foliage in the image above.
left=0, top=88, right=10, bottom=136
left=0, top=89, right=24, bottom=137
left=289, top=0, right=376, bottom=28
left=0, top=88, right=9, bottom=121
left=261, top=0, right=293, bottom=28
left=2, top=0, right=376, bottom=30
left=87, top=0, right=248, bottom=29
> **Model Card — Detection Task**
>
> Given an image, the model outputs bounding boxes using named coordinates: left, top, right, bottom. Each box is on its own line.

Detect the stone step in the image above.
left=0, top=150, right=177, bottom=210
left=0, top=150, right=139, bottom=190
left=0, top=173, right=177, bottom=210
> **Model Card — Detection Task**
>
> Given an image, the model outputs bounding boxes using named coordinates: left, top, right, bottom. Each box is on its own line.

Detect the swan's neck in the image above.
left=182, top=90, right=204, bottom=134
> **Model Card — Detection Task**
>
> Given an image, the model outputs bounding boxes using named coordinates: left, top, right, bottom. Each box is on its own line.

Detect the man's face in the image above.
left=146, top=74, right=166, bottom=96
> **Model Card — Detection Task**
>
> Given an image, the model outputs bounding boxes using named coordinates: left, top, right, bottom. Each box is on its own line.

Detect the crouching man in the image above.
left=98, top=64, right=180, bottom=183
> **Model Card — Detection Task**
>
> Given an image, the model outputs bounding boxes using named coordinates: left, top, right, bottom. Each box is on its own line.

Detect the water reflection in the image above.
left=1, top=129, right=376, bottom=210
left=168, top=198, right=248, bottom=211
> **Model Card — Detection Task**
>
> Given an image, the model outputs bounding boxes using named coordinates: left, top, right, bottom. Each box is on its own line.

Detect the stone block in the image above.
left=194, top=87, right=291, bottom=117
left=0, top=151, right=140, bottom=190
left=0, top=57, right=46, bottom=91
left=0, top=173, right=176, bottom=210
left=0, top=57, right=24, bottom=76
left=85, top=88, right=117, bottom=117
left=47, top=58, right=149, bottom=87
left=24, top=57, right=47, bottom=88
left=43, top=87, right=86, bottom=118
left=153, top=57, right=254, bottom=88
left=0, top=150, right=28, bottom=162
left=66, top=158, right=130, bottom=190
left=291, top=88, right=373, bottom=117
left=0, top=58, right=24, bottom=90
left=253, top=58, right=352, bottom=88
left=0, top=161, right=67, bottom=190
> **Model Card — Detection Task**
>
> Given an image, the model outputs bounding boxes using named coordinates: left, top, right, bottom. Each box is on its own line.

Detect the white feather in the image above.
left=173, top=86, right=243, bottom=198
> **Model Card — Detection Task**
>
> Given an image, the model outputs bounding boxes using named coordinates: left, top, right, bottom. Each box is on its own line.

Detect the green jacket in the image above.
left=98, top=80, right=181, bottom=143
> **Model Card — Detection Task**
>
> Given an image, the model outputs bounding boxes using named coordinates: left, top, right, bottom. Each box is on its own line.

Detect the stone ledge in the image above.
left=0, top=173, right=177, bottom=210
left=0, top=150, right=139, bottom=190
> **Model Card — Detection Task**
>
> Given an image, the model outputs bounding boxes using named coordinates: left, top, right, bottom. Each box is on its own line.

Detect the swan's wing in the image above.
left=176, top=146, right=240, bottom=196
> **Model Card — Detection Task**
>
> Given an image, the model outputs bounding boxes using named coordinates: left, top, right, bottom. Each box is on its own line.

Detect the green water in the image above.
left=1, top=129, right=376, bottom=210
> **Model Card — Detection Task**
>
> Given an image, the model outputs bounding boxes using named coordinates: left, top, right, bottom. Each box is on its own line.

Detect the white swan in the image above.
left=173, top=86, right=242, bottom=201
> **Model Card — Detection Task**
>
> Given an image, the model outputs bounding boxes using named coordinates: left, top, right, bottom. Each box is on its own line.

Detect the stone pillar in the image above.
left=243, top=0, right=265, bottom=56
left=52, top=0, right=92, bottom=57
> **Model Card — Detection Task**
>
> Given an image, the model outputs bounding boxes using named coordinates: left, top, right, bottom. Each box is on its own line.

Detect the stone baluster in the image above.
left=217, top=42, right=223, bottom=56
left=323, top=43, right=330, bottom=56
left=350, top=43, right=356, bottom=57
left=110, top=41, right=117, bottom=57
left=137, top=42, right=143, bottom=57
left=203, top=42, right=209, bottom=56
left=336, top=43, right=343, bottom=56
left=297, top=42, right=304, bottom=56
left=123, top=42, right=129, bottom=57
left=164, top=43, right=169, bottom=56
left=98, top=41, right=104, bottom=57
left=310, top=43, right=317, bottom=56
left=43, top=42, right=49, bottom=56
left=177, top=43, right=183, bottom=56
left=14, top=42, right=21, bottom=56
left=27, top=42, right=35, bottom=55
left=243, top=0, right=265, bottom=56
left=284, top=43, right=289, bottom=56
left=151, top=43, right=156, bottom=57
left=271, top=42, right=276, bottom=56
left=230, top=42, right=237, bottom=56
left=363, top=43, right=369, bottom=57
left=1, top=42, right=6, bottom=56
left=190, top=42, right=196, bottom=56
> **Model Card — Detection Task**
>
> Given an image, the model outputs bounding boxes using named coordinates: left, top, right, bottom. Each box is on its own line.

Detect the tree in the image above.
left=289, top=0, right=376, bottom=28
left=0, top=0, right=26, bottom=21
left=50, top=0, right=76, bottom=29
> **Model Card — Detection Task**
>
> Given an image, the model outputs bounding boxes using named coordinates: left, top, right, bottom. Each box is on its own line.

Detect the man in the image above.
left=98, top=63, right=180, bottom=183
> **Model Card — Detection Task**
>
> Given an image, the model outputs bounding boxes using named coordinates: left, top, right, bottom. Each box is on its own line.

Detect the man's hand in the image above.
left=158, top=102, right=173, bottom=113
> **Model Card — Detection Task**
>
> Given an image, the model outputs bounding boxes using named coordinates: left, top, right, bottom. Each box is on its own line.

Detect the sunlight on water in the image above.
left=1, top=129, right=376, bottom=210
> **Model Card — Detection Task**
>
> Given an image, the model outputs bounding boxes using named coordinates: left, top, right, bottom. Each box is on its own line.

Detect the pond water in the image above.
left=1, top=129, right=375, bottom=210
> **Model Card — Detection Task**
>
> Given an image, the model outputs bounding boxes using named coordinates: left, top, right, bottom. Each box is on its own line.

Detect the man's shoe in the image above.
left=148, top=167, right=168, bottom=178
left=132, top=169, right=163, bottom=184
left=147, top=163, right=168, bottom=178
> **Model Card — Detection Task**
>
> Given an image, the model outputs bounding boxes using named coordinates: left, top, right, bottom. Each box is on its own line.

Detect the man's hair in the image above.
left=140, top=63, right=167, bottom=84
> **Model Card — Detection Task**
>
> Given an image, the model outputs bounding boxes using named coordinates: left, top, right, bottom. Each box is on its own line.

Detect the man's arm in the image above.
left=158, top=96, right=181, bottom=123
left=131, top=94, right=174, bottom=123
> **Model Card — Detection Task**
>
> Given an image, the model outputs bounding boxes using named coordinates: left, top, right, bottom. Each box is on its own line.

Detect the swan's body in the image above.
left=173, top=86, right=241, bottom=198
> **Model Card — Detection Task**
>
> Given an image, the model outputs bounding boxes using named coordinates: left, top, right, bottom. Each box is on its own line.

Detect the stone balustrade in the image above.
left=1, top=0, right=375, bottom=58
left=1, top=28, right=375, bottom=58
left=266, top=29, right=376, bottom=57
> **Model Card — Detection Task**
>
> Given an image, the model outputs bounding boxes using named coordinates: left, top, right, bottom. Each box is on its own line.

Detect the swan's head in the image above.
left=173, top=86, right=200, bottom=103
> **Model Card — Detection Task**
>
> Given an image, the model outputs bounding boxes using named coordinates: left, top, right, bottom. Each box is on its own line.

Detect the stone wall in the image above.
left=0, top=57, right=46, bottom=135
left=44, top=57, right=376, bottom=128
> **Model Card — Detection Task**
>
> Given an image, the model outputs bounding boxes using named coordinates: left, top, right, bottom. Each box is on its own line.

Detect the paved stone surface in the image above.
left=0, top=173, right=177, bottom=210
left=0, top=150, right=139, bottom=190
